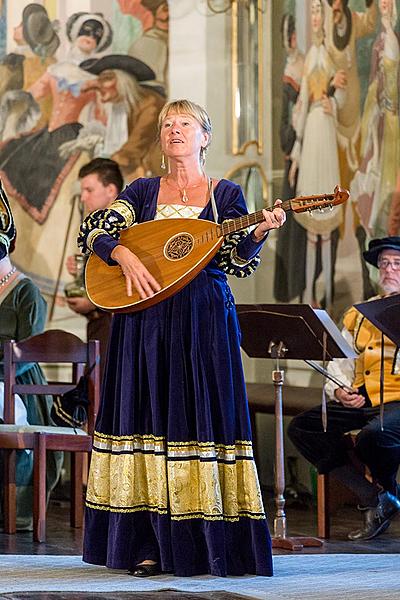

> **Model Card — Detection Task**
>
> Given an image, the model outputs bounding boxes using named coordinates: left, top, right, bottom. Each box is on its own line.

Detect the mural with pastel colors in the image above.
left=0, top=0, right=168, bottom=306
left=273, top=0, right=400, bottom=319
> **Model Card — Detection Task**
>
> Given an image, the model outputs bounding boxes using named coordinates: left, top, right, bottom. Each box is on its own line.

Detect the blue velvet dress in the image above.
left=80, top=177, right=273, bottom=577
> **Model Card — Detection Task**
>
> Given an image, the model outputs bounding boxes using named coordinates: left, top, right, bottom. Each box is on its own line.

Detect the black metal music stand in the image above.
left=236, top=303, right=356, bottom=551
left=355, top=294, right=400, bottom=347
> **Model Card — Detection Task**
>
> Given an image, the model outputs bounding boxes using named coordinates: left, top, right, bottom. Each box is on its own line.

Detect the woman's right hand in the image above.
left=111, top=245, right=161, bottom=299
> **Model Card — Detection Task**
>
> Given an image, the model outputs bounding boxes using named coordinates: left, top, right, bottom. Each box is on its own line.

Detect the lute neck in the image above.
left=220, top=192, right=337, bottom=236
left=220, top=200, right=292, bottom=237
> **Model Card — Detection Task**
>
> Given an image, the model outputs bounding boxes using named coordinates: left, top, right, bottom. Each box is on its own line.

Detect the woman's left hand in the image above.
left=252, top=200, right=286, bottom=242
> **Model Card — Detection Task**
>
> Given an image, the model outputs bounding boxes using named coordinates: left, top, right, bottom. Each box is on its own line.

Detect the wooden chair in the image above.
left=0, top=329, right=100, bottom=542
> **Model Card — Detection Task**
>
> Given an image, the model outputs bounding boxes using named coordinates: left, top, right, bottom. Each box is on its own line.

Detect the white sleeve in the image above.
left=324, top=327, right=356, bottom=400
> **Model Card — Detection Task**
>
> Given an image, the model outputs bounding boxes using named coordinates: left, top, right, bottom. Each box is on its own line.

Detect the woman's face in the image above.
left=311, top=1, right=323, bottom=34
left=160, top=112, right=208, bottom=162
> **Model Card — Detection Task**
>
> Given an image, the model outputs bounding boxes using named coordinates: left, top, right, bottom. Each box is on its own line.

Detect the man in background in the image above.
left=66, top=158, right=123, bottom=380
left=289, top=236, right=400, bottom=541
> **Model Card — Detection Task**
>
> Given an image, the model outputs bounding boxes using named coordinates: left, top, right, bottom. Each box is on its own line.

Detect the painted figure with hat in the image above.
left=68, top=53, right=166, bottom=180
left=0, top=11, right=112, bottom=225
left=289, top=235, right=400, bottom=541
left=0, top=3, right=60, bottom=140
left=0, top=180, right=63, bottom=530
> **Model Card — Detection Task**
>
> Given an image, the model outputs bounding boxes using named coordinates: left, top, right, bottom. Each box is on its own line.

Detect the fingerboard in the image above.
left=220, top=193, right=337, bottom=236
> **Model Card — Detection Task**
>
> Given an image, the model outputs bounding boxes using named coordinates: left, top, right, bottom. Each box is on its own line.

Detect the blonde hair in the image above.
left=157, top=99, right=212, bottom=152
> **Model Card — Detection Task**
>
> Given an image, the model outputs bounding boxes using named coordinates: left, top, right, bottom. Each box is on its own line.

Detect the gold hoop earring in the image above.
left=161, top=153, right=166, bottom=170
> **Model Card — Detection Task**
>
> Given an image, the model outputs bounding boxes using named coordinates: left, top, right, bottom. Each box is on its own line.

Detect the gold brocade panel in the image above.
left=85, top=433, right=265, bottom=522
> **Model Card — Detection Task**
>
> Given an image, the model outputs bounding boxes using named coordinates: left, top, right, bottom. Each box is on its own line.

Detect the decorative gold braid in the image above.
left=85, top=436, right=265, bottom=521
left=78, top=201, right=136, bottom=252
left=86, top=229, right=107, bottom=252
left=214, top=230, right=260, bottom=277
left=108, top=199, right=136, bottom=227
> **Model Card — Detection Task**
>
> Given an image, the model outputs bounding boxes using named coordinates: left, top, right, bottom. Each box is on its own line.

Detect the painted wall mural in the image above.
left=273, top=0, right=400, bottom=318
left=0, top=0, right=168, bottom=302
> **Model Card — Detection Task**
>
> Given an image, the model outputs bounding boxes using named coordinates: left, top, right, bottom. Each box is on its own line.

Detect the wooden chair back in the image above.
left=0, top=329, right=100, bottom=542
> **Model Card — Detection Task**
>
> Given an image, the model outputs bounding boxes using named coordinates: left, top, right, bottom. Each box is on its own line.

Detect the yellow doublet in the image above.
left=343, top=303, right=400, bottom=406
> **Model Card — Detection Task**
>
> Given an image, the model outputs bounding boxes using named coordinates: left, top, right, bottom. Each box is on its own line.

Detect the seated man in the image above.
left=288, top=236, right=400, bottom=540
left=65, top=158, right=123, bottom=381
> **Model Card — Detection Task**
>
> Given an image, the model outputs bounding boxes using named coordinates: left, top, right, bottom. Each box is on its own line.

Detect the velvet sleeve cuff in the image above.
left=236, top=231, right=269, bottom=262
left=92, top=234, right=120, bottom=266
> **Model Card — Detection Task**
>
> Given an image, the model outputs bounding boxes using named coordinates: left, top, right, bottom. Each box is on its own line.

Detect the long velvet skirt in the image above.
left=83, top=268, right=272, bottom=577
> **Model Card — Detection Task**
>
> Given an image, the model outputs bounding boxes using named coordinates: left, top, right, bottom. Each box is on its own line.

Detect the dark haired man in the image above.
left=66, top=158, right=123, bottom=380
left=289, top=236, right=400, bottom=541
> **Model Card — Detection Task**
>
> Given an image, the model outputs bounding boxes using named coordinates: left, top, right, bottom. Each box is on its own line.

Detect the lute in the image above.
left=85, top=185, right=349, bottom=313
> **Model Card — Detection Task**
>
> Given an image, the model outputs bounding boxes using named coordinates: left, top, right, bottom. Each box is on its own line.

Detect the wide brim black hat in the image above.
left=22, top=3, right=60, bottom=58
left=80, top=54, right=155, bottom=82
left=363, top=236, right=400, bottom=267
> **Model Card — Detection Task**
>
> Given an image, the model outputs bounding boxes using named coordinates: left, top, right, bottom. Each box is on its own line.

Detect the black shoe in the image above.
left=130, top=563, right=161, bottom=577
left=348, top=491, right=400, bottom=541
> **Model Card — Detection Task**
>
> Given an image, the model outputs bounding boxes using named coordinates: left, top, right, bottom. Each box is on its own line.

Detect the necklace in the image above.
left=165, top=175, right=207, bottom=203
left=0, top=266, right=16, bottom=287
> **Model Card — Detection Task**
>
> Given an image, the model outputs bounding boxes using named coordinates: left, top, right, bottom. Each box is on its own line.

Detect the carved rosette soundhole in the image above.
left=164, top=232, right=194, bottom=261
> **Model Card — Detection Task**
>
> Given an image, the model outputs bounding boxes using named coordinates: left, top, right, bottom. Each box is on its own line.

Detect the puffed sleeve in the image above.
left=214, top=183, right=267, bottom=278
left=77, top=182, right=139, bottom=264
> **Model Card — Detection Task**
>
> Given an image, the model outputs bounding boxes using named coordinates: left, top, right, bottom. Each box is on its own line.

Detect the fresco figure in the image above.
left=326, top=0, right=377, bottom=300
left=289, top=0, right=345, bottom=310
left=78, top=54, right=166, bottom=181
left=0, top=12, right=112, bottom=225
left=350, top=0, right=400, bottom=243
left=326, top=0, right=377, bottom=188
left=128, top=0, right=169, bottom=95
left=0, top=3, right=60, bottom=140
left=274, top=13, right=306, bottom=303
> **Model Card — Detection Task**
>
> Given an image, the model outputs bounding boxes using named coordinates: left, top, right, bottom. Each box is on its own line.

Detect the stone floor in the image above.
left=1, top=489, right=399, bottom=557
